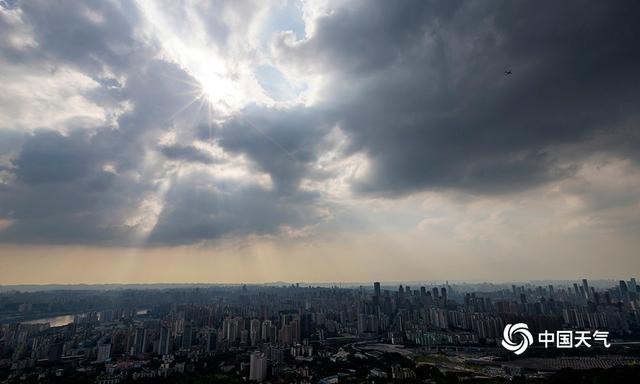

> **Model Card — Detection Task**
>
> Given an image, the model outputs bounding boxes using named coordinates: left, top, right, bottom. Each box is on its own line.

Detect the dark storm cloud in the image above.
left=0, top=129, right=144, bottom=244
left=0, top=129, right=26, bottom=154
left=217, top=106, right=330, bottom=195
left=147, top=172, right=322, bottom=245
left=276, top=0, right=640, bottom=195
left=0, top=3, right=169, bottom=246
left=13, top=130, right=98, bottom=184
left=12, top=0, right=149, bottom=73
left=160, top=144, right=217, bottom=164
left=0, top=49, right=207, bottom=244
left=148, top=104, right=333, bottom=244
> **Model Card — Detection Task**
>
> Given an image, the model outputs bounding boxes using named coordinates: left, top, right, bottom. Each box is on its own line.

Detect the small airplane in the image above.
left=504, top=70, right=513, bottom=75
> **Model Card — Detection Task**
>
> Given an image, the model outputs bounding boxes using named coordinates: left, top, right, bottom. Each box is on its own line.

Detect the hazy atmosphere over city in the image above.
left=1, top=0, right=640, bottom=284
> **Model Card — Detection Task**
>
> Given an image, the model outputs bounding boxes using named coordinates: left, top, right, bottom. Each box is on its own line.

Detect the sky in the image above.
left=0, top=0, right=639, bottom=284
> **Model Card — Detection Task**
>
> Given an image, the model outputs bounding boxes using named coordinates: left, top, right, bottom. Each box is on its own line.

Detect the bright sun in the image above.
left=196, top=69, right=238, bottom=114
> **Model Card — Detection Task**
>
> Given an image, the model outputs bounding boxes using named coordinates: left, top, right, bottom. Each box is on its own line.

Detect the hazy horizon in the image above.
left=0, top=278, right=627, bottom=289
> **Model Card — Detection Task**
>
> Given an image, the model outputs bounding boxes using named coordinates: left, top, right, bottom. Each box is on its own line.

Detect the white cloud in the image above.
left=0, top=63, right=109, bottom=132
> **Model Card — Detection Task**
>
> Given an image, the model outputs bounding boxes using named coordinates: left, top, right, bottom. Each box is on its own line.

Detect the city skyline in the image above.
left=1, top=0, right=640, bottom=285
left=1, top=277, right=638, bottom=382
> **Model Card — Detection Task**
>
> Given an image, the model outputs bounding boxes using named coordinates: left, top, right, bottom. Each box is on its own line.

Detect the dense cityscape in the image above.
left=1, top=278, right=639, bottom=383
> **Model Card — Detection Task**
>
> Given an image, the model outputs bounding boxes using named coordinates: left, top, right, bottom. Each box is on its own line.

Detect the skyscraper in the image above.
left=207, top=329, right=217, bottom=352
left=261, top=320, right=272, bottom=342
left=223, top=317, right=231, bottom=340
left=96, top=343, right=111, bottom=363
left=250, top=318, right=261, bottom=346
left=582, top=279, right=590, bottom=300
left=133, top=328, right=145, bottom=356
left=48, top=342, right=64, bottom=362
left=159, top=326, right=171, bottom=356
left=249, top=351, right=268, bottom=382
left=300, top=313, right=312, bottom=339
left=573, top=283, right=581, bottom=299
left=182, top=322, right=192, bottom=349
left=620, top=280, right=629, bottom=299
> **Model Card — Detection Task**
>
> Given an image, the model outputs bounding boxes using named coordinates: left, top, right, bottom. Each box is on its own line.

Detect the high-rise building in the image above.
left=250, top=319, right=261, bottom=346
left=261, top=320, right=272, bottom=342
left=48, top=342, right=64, bottom=362
left=300, top=313, right=313, bottom=338
left=280, top=323, right=292, bottom=345
left=357, top=313, right=366, bottom=336
left=265, top=345, right=284, bottom=364
left=425, top=291, right=433, bottom=306
left=582, top=279, right=590, bottom=300
left=290, top=318, right=300, bottom=343
left=573, top=283, right=581, bottom=299
left=182, top=322, right=192, bottom=349
left=96, top=343, right=111, bottom=363
left=620, top=280, right=629, bottom=298
left=240, top=329, right=249, bottom=345
left=227, top=317, right=243, bottom=342
left=133, top=328, right=145, bottom=356
left=159, top=326, right=171, bottom=356
left=207, top=329, right=217, bottom=352
left=269, top=324, right=278, bottom=343
left=374, top=282, right=381, bottom=296
left=249, top=351, right=268, bottom=382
